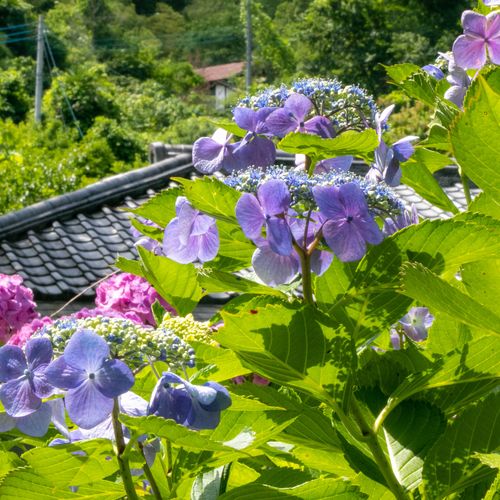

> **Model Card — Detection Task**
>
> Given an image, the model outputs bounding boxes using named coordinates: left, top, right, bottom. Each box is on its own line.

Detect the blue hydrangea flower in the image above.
left=236, top=179, right=294, bottom=256
left=313, top=182, right=383, bottom=261
left=45, top=329, right=134, bottom=429
left=399, top=307, right=434, bottom=342
left=163, top=196, right=219, bottom=264
left=422, top=64, right=445, bottom=80
left=0, top=403, right=52, bottom=437
left=148, top=372, right=231, bottom=430
left=0, top=337, right=55, bottom=417
left=384, top=204, right=419, bottom=235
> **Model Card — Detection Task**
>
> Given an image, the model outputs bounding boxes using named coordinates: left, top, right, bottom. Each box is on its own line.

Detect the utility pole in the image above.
left=34, top=15, right=44, bottom=123
left=245, top=0, right=252, bottom=93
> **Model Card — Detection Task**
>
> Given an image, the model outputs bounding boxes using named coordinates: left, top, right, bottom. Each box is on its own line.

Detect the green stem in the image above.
left=349, top=397, right=409, bottom=500
left=164, top=439, right=173, bottom=491
left=459, top=167, right=473, bottom=208
left=112, top=399, right=139, bottom=500
left=138, top=442, right=163, bottom=500
left=296, top=245, right=314, bottom=305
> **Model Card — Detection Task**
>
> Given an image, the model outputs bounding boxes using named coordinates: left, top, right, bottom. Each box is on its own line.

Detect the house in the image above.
left=0, top=146, right=476, bottom=319
left=195, top=62, right=245, bottom=109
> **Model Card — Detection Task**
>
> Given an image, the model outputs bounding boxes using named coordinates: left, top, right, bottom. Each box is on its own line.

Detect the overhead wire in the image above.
left=43, top=30, right=84, bottom=138
left=0, top=22, right=35, bottom=32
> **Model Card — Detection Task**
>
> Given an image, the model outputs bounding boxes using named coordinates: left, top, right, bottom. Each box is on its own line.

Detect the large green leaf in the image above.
left=382, top=400, right=445, bottom=491
left=376, top=335, right=500, bottom=426
left=461, top=259, right=500, bottom=316
left=277, top=129, right=378, bottom=160
left=22, top=443, right=117, bottom=487
left=216, top=300, right=355, bottom=405
left=197, top=267, right=283, bottom=297
left=397, top=71, right=438, bottom=107
left=138, top=247, right=203, bottom=315
left=422, top=393, right=500, bottom=499
left=131, top=187, right=182, bottom=227
left=468, top=192, right=500, bottom=219
left=450, top=75, right=500, bottom=198
left=420, top=124, right=451, bottom=152
left=384, top=63, right=421, bottom=84
left=0, top=452, right=23, bottom=479
left=401, top=262, right=500, bottom=335
left=219, top=478, right=366, bottom=499
left=175, top=176, right=241, bottom=224
left=0, top=468, right=124, bottom=499
left=316, top=216, right=500, bottom=345
left=400, top=157, right=458, bottom=213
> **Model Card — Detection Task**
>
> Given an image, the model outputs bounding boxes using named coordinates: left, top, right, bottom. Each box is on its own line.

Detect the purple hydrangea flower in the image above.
left=0, top=337, right=55, bottom=417
left=422, top=64, right=445, bottom=80
left=313, top=183, right=383, bottom=261
left=442, top=53, right=472, bottom=109
left=453, top=10, right=500, bottom=69
left=266, top=93, right=334, bottom=138
left=163, top=197, right=219, bottom=264
left=0, top=273, right=39, bottom=343
left=251, top=239, right=300, bottom=286
left=295, top=154, right=353, bottom=174
left=232, top=107, right=276, bottom=168
left=484, top=0, right=500, bottom=5
left=384, top=205, right=419, bottom=235
left=236, top=179, right=294, bottom=256
left=45, top=329, right=134, bottom=429
left=0, top=402, right=52, bottom=437
left=367, top=105, right=418, bottom=186
left=193, top=129, right=247, bottom=174
left=148, top=372, right=231, bottom=430
left=95, top=273, right=175, bottom=326
left=130, top=219, right=163, bottom=255
left=399, top=307, right=434, bottom=342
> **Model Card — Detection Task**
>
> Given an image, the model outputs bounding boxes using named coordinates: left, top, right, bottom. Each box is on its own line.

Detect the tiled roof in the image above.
left=195, top=62, right=245, bottom=82
left=0, top=147, right=478, bottom=302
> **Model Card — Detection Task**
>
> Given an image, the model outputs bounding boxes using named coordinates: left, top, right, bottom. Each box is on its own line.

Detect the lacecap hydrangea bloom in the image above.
left=0, top=273, right=39, bottom=343
left=95, top=272, right=175, bottom=326
left=37, top=315, right=196, bottom=370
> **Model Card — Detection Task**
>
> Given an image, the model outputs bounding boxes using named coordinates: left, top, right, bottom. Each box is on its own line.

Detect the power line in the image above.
left=0, top=22, right=35, bottom=32
left=0, top=35, right=36, bottom=46
left=43, top=31, right=84, bottom=138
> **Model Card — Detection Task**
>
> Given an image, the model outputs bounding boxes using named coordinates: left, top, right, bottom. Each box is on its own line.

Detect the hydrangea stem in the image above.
left=349, top=396, right=409, bottom=500
left=138, top=442, right=163, bottom=500
left=112, top=398, right=139, bottom=500
left=296, top=245, right=314, bottom=304
left=459, top=167, right=472, bottom=207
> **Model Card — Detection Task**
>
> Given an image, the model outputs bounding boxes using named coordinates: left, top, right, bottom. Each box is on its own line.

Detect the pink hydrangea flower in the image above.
left=7, top=316, right=54, bottom=346
left=0, top=274, right=39, bottom=343
left=95, top=273, right=175, bottom=326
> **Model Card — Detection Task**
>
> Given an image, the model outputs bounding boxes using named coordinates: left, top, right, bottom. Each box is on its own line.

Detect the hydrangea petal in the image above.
left=392, top=137, right=418, bottom=162
left=323, top=221, right=367, bottom=262
left=25, top=337, right=53, bottom=370
left=315, top=156, right=353, bottom=174
left=338, top=183, right=371, bottom=216
left=251, top=246, right=299, bottom=285
left=0, top=377, right=41, bottom=417
left=94, top=359, right=134, bottom=399
left=190, top=214, right=215, bottom=237
left=0, top=345, right=26, bottom=382
left=120, top=392, right=148, bottom=417
left=462, top=10, right=487, bottom=37
left=64, top=329, right=110, bottom=373
left=453, top=34, right=487, bottom=69
left=233, top=107, right=257, bottom=132
left=234, top=136, right=276, bottom=168
left=266, top=217, right=293, bottom=256
left=16, top=403, right=52, bottom=437
left=236, top=193, right=265, bottom=239
left=197, top=226, right=219, bottom=263
left=198, top=381, right=232, bottom=411
left=285, top=93, right=312, bottom=121
left=192, top=137, right=226, bottom=174
left=258, top=179, right=291, bottom=216
left=163, top=219, right=200, bottom=264
left=487, top=37, right=500, bottom=64
left=304, top=116, right=334, bottom=138
left=45, top=356, right=86, bottom=390
left=353, top=217, right=384, bottom=245
left=313, top=185, right=344, bottom=220
left=185, top=399, right=221, bottom=430
left=0, top=412, right=15, bottom=432
left=310, top=250, right=334, bottom=276
left=32, top=371, right=55, bottom=399
left=66, top=379, right=114, bottom=429
left=265, top=108, right=297, bottom=137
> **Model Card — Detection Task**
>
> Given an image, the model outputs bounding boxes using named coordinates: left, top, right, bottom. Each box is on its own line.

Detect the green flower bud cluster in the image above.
left=37, top=316, right=196, bottom=370
left=160, top=313, right=217, bottom=347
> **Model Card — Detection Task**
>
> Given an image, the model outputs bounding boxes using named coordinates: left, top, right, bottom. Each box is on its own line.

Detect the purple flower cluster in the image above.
left=0, top=329, right=231, bottom=437
left=0, top=274, right=39, bottom=343
left=391, top=307, right=434, bottom=349
left=95, top=272, right=176, bottom=325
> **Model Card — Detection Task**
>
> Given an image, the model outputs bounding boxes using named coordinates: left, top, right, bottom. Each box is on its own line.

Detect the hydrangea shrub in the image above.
left=1, top=3, right=499, bottom=499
